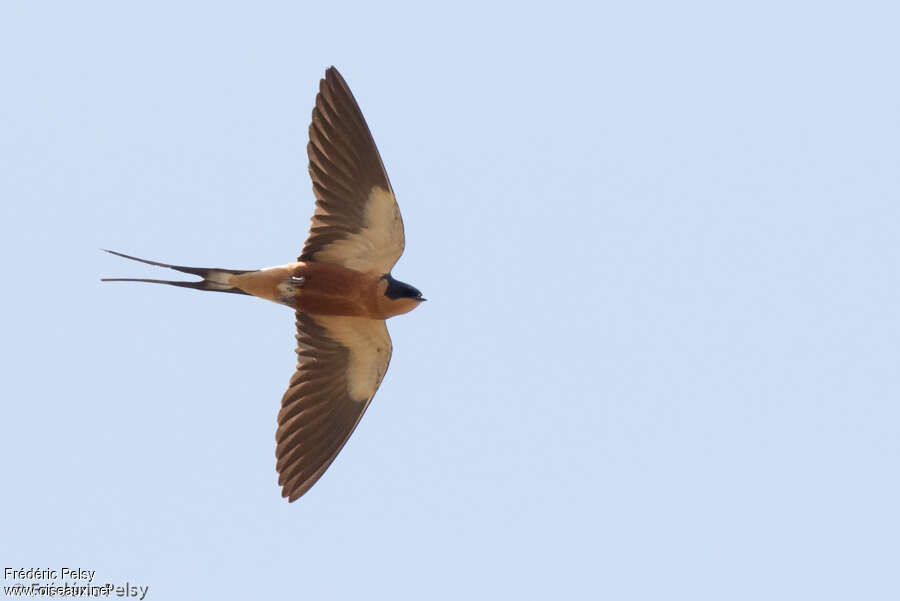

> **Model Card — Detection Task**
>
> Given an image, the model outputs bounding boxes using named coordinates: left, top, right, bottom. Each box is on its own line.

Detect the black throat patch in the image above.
left=383, top=274, right=422, bottom=300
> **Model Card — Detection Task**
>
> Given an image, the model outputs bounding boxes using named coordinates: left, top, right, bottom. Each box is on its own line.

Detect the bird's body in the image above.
left=103, top=67, right=424, bottom=501
left=224, top=260, right=421, bottom=319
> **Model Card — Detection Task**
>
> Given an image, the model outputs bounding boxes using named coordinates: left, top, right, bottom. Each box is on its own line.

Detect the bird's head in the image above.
left=378, top=274, right=425, bottom=317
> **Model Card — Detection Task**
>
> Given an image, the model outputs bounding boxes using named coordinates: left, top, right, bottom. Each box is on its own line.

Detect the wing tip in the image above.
left=280, top=473, right=318, bottom=503
left=282, top=486, right=301, bottom=503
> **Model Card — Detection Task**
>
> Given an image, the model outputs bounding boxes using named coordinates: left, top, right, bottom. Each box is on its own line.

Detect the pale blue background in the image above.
left=2, top=1, right=898, bottom=599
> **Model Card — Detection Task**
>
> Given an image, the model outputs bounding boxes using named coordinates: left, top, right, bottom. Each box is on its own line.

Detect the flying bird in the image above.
left=103, top=67, right=425, bottom=501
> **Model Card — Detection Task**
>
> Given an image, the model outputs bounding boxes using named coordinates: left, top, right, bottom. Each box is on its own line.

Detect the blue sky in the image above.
left=2, top=1, right=898, bottom=599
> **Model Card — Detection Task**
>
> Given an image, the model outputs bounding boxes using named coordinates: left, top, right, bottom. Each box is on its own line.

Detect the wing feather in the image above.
left=299, top=67, right=405, bottom=274
left=276, top=313, right=393, bottom=501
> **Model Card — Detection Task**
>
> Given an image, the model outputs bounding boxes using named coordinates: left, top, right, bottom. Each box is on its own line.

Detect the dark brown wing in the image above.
left=276, top=312, right=393, bottom=501
left=300, top=66, right=405, bottom=274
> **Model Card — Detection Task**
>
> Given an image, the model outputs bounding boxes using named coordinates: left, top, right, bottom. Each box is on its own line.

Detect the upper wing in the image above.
left=276, top=312, right=393, bottom=501
left=299, top=66, right=405, bottom=274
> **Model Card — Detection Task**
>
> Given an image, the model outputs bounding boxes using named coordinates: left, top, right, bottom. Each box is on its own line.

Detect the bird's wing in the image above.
left=276, top=312, right=393, bottom=501
left=299, top=66, right=405, bottom=274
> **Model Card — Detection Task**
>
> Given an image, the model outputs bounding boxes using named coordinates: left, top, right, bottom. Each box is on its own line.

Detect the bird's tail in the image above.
left=101, top=249, right=252, bottom=295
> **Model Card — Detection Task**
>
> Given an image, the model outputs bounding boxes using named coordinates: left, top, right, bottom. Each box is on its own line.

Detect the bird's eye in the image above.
left=290, top=276, right=306, bottom=284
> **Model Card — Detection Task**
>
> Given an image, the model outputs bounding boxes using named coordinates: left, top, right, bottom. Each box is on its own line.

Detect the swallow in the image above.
left=103, top=67, right=425, bottom=501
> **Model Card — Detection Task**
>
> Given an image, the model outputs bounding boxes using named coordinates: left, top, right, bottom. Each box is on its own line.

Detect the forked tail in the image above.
left=101, top=249, right=252, bottom=295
